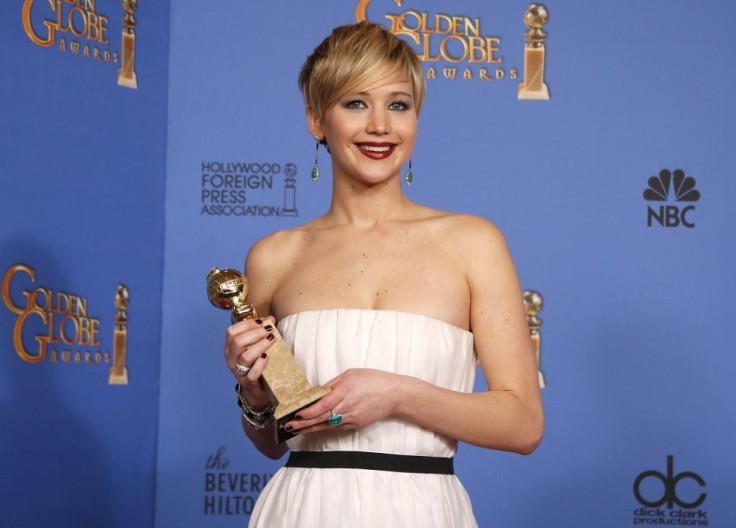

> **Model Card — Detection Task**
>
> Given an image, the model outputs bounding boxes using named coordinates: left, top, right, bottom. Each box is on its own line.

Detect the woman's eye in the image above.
left=389, top=101, right=411, bottom=111
left=344, top=100, right=366, bottom=109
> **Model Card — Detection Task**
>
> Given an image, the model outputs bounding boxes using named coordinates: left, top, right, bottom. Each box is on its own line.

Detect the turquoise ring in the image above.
left=328, top=409, right=342, bottom=427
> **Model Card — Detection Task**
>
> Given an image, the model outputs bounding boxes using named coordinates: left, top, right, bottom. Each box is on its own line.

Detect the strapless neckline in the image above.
left=278, top=307, right=472, bottom=337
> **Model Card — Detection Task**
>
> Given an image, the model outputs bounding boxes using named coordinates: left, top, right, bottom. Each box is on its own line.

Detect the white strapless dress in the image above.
left=249, top=309, right=478, bottom=528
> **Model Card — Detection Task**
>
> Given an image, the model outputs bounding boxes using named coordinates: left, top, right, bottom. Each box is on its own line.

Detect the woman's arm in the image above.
left=396, top=215, right=544, bottom=452
left=222, top=233, right=292, bottom=459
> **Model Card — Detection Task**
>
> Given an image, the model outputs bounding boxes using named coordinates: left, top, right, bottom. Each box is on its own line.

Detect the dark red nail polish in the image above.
left=295, top=414, right=303, bottom=420
left=255, top=319, right=263, bottom=325
left=266, top=334, right=275, bottom=341
left=264, top=325, right=273, bottom=331
left=284, top=424, right=293, bottom=431
left=261, top=353, right=267, bottom=359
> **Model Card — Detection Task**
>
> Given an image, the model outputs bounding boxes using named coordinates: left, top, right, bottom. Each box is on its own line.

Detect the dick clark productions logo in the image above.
left=644, top=169, right=700, bottom=228
left=633, top=455, right=708, bottom=526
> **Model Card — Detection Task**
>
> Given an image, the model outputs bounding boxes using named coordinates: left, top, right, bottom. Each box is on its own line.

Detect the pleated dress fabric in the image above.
left=249, top=309, right=479, bottom=528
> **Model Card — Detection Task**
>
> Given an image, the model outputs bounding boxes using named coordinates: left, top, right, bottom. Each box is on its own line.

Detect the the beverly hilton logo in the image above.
left=21, top=0, right=138, bottom=88
left=2, top=263, right=129, bottom=384
left=203, top=446, right=274, bottom=516
left=356, top=0, right=517, bottom=83
left=644, top=169, right=700, bottom=228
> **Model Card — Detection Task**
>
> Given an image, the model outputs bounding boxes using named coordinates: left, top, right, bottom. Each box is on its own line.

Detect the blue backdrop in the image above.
left=1, top=0, right=169, bottom=526
left=2, top=1, right=735, bottom=527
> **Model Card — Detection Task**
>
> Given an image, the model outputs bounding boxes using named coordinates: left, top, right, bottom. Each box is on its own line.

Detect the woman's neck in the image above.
left=326, top=176, right=414, bottom=229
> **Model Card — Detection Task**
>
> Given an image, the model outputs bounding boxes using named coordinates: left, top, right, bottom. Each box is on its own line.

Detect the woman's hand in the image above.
left=283, top=368, right=401, bottom=434
left=223, top=317, right=276, bottom=409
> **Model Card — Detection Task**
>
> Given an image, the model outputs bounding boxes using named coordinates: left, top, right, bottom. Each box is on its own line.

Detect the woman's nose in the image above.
left=366, top=108, right=390, bottom=134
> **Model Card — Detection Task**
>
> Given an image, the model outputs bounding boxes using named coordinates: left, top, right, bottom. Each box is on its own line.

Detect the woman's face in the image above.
left=310, top=74, right=418, bottom=187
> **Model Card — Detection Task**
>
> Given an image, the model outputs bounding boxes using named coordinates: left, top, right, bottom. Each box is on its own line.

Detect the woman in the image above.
left=223, top=21, right=543, bottom=527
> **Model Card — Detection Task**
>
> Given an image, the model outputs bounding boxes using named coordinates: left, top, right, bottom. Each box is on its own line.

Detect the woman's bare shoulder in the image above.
left=243, top=224, right=321, bottom=313
left=417, top=208, right=505, bottom=243
left=246, top=225, right=313, bottom=272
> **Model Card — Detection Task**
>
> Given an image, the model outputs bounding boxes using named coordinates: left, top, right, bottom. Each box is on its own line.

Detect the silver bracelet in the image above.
left=234, top=383, right=275, bottom=430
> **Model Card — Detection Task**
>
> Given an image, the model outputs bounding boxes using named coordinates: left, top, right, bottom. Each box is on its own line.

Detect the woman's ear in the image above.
left=306, top=107, right=323, bottom=140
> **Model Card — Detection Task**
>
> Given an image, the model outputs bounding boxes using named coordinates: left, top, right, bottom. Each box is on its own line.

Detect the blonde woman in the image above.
left=223, top=21, right=543, bottom=527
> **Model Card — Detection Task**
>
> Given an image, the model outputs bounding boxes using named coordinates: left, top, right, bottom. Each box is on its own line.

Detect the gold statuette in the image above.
left=518, top=4, right=550, bottom=100
left=118, top=0, right=138, bottom=89
left=207, top=267, right=331, bottom=442
left=109, top=284, right=130, bottom=385
left=523, top=290, right=546, bottom=388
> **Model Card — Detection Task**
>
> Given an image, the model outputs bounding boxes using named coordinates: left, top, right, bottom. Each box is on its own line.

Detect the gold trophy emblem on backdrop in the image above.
left=518, top=4, right=550, bottom=100
left=109, top=284, right=130, bottom=384
left=118, top=0, right=138, bottom=89
left=207, top=268, right=330, bottom=442
left=523, top=290, right=546, bottom=388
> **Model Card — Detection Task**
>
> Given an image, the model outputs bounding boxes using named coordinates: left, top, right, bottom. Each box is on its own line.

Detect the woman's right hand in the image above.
left=224, top=317, right=276, bottom=409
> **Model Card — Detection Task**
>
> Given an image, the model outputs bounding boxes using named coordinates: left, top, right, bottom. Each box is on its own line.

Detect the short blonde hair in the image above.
left=299, top=21, right=426, bottom=124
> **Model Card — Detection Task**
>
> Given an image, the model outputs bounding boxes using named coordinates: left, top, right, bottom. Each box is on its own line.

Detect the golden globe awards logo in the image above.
left=22, top=0, right=119, bottom=63
left=21, top=0, right=139, bottom=88
left=2, top=263, right=129, bottom=384
left=356, top=0, right=517, bottom=83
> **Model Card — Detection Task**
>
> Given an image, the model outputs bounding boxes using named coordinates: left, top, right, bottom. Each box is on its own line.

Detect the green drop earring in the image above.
left=311, top=137, right=320, bottom=182
left=404, top=157, right=414, bottom=186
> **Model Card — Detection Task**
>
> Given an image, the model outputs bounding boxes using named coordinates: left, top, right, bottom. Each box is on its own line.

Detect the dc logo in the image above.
left=633, top=455, right=706, bottom=509
left=643, top=169, right=700, bottom=228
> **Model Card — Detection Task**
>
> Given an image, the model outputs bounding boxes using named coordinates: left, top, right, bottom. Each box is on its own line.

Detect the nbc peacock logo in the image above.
left=643, top=169, right=700, bottom=228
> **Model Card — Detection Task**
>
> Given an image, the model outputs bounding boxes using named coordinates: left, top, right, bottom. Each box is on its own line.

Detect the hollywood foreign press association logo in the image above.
left=632, top=455, right=708, bottom=526
left=200, top=161, right=299, bottom=218
left=643, top=169, right=700, bottom=228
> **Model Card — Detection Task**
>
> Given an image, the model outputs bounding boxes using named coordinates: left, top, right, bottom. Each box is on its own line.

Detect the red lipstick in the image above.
left=356, top=142, right=396, bottom=160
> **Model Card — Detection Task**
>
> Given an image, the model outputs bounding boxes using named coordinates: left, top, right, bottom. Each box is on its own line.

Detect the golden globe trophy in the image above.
left=117, top=0, right=138, bottom=89
left=109, top=284, right=130, bottom=385
left=207, top=267, right=330, bottom=442
left=518, top=4, right=550, bottom=100
left=523, top=290, right=546, bottom=388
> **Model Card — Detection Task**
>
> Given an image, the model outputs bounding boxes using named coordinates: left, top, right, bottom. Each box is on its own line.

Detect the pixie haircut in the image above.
left=299, top=21, right=426, bottom=123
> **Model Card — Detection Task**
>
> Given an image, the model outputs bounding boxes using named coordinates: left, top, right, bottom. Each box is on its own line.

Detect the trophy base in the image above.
left=108, top=368, right=129, bottom=385
left=518, top=82, right=549, bottom=100
left=118, top=72, right=138, bottom=90
left=273, top=385, right=331, bottom=443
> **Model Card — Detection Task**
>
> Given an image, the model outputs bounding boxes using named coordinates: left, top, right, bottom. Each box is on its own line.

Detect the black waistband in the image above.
left=285, top=451, right=454, bottom=475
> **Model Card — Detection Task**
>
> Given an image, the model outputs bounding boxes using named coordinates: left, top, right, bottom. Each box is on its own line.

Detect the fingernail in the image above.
left=255, top=319, right=263, bottom=325
left=284, top=424, right=293, bottom=431
left=295, top=414, right=303, bottom=420
left=260, top=353, right=267, bottom=359
left=264, top=325, right=273, bottom=331
left=266, top=334, right=275, bottom=341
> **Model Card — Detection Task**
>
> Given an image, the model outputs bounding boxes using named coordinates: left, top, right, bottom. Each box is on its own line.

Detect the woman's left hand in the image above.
left=283, top=368, right=400, bottom=434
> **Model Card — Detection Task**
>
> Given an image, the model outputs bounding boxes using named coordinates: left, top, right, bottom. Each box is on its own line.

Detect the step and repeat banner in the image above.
left=1, top=1, right=169, bottom=526
left=3, top=1, right=735, bottom=527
